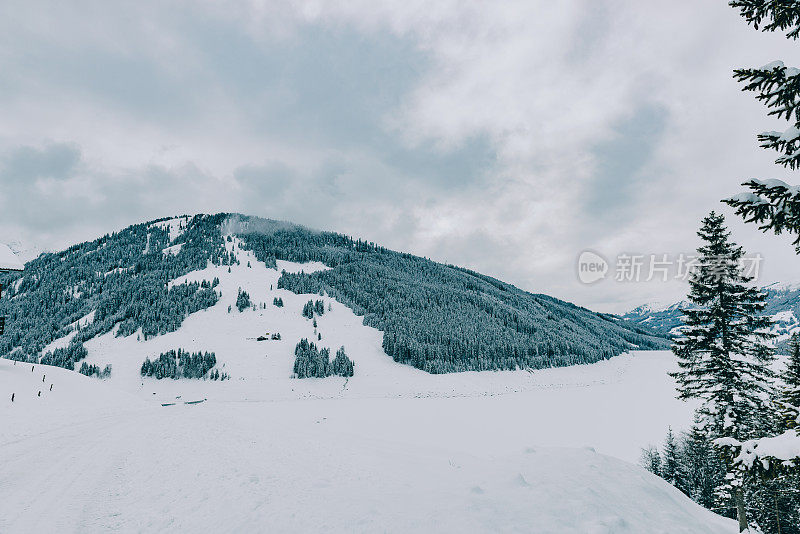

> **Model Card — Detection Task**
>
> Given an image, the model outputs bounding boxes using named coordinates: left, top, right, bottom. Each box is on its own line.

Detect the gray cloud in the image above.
left=3, top=143, right=81, bottom=183
left=1, top=1, right=798, bottom=314
left=583, top=104, right=668, bottom=225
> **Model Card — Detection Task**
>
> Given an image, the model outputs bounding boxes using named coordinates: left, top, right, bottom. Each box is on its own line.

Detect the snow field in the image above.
left=0, top=235, right=738, bottom=532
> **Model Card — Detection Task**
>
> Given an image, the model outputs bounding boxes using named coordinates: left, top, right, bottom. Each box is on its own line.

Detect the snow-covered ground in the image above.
left=0, top=236, right=738, bottom=532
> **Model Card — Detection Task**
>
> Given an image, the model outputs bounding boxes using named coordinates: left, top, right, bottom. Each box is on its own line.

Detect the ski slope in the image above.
left=0, top=236, right=738, bottom=532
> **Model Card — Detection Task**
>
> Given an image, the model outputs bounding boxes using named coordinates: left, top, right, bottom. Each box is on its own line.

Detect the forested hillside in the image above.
left=234, top=216, right=668, bottom=373
left=0, top=214, right=667, bottom=374
left=0, top=214, right=229, bottom=367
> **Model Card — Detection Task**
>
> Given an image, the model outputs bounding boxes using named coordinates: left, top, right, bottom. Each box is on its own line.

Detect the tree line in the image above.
left=140, top=349, right=220, bottom=380
left=643, top=3, right=800, bottom=531
left=293, top=338, right=354, bottom=378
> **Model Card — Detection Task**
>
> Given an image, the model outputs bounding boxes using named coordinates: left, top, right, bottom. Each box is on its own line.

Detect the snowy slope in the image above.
left=2, top=213, right=669, bottom=377
left=0, top=357, right=145, bottom=444
left=71, top=235, right=425, bottom=398
left=0, top=357, right=735, bottom=533
left=0, top=234, right=739, bottom=532
left=39, top=235, right=696, bottom=461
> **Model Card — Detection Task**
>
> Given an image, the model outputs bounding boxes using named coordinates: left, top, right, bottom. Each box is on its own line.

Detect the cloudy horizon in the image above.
left=2, top=0, right=799, bottom=313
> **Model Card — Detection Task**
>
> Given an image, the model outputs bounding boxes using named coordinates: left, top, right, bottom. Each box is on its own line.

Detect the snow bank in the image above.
left=0, top=358, right=145, bottom=443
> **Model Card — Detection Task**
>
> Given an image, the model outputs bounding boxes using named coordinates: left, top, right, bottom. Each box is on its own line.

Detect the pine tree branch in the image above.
left=723, top=179, right=800, bottom=252
left=730, top=0, right=800, bottom=39
left=733, top=63, right=800, bottom=123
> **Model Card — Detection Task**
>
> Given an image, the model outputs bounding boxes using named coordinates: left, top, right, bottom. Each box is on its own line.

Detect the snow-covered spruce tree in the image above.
left=670, top=212, right=775, bottom=531
left=236, top=288, right=251, bottom=312
left=302, top=300, right=315, bottom=319
left=779, top=333, right=800, bottom=430
left=723, top=1, right=800, bottom=252
left=662, top=427, right=687, bottom=492
left=716, top=332, right=800, bottom=531
left=645, top=421, right=728, bottom=510
left=640, top=445, right=662, bottom=478
left=681, top=420, right=725, bottom=510
left=330, top=346, right=354, bottom=377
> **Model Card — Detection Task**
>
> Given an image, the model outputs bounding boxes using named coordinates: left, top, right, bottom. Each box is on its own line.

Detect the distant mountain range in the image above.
left=622, top=282, right=800, bottom=352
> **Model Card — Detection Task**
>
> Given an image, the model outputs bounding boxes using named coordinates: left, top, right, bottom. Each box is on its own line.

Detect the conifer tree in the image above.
left=671, top=212, right=775, bottom=531
left=724, top=1, right=800, bottom=252
left=662, top=427, right=685, bottom=492
left=730, top=1, right=800, bottom=41
left=779, top=333, right=800, bottom=430
left=236, top=289, right=251, bottom=312
left=641, top=445, right=662, bottom=477
left=331, top=346, right=354, bottom=377
left=681, top=421, right=723, bottom=510
left=302, top=300, right=314, bottom=319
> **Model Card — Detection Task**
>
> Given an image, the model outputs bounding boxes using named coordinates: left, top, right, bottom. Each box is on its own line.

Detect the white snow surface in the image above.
left=627, top=299, right=688, bottom=315
left=0, top=237, right=738, bottom=532
left=161, top=243, right=183, bottom=256
left=0, top=357, right=736, bottom=533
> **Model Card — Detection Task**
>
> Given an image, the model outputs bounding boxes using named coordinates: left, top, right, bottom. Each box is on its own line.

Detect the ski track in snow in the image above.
left=0, top=236, right=736, bottom=533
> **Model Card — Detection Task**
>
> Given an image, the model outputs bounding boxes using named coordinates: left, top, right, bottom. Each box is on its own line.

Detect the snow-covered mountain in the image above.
left=623, top=282, right=800, bottom=350
left=0, top=213, right=667, bottom=375
left=621, top=300, right=691, bottom=338
left=0, top=214, right=738, bottom=532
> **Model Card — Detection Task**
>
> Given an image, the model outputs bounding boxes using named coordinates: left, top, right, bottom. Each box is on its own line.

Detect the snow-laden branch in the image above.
left=723, top=178, right=800, bottom=252
left=717, top=430, right=800, bottom=472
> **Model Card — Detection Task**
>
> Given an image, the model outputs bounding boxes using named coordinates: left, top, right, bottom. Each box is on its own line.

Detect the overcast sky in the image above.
left=1, top=1, right=799, bottom=313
